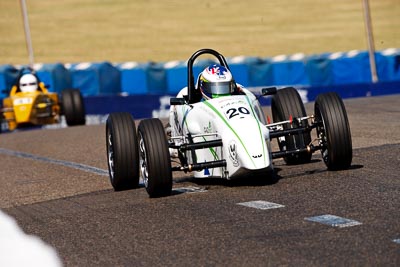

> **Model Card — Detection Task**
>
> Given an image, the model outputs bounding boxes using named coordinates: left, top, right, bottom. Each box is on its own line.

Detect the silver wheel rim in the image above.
left=107, top=130, right=115, bottom=180
left=316, top=107, right=329, bottom=164
left=139, top=133, right=149, bottom=188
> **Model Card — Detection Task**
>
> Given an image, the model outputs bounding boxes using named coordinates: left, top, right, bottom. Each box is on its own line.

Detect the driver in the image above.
left=19, top=73, right=39, bottom=93
left=196, top=64, right=237, bottom=100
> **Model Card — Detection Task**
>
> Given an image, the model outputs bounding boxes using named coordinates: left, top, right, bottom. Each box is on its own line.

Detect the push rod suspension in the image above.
left=170, top=139, right=223, bottom=151
left=271, top=144, right=323, bottom=159
left=172, top=160, right=226, bottom=172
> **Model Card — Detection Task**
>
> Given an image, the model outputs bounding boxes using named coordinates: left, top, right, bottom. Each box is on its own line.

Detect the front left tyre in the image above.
left=106, top=112, right=140, bottom=190
left=138, top=118, right=172, bottom=198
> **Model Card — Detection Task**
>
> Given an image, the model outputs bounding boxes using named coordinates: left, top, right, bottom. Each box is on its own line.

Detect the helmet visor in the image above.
left=202, top=81, right=234, bottom=96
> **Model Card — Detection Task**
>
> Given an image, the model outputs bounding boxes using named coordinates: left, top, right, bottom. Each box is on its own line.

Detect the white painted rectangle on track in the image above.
left=305, top=214, right=362, bottom=228
left=237, top=200, right=285, bottom=210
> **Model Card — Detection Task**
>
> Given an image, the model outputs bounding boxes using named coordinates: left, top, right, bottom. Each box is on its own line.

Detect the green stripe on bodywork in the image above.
left=202, top=136, right=219, bottom=160
left=182, top=106, right=190, bottom=130
left=182, top=107, right=219, bottom=162
left=204, top=100, right=257, bottom=168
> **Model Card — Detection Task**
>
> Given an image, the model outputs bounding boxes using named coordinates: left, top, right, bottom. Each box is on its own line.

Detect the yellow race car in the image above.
left=0, top=71, right=85, bottom=132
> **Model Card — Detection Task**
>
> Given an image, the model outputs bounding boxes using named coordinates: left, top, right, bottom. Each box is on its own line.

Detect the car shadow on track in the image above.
left=173, top=171, right=280, bottom=189
left=273, top=159, right=364, bottom=181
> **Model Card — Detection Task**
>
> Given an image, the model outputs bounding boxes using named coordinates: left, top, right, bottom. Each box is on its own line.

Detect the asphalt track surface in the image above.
left=1, top=95, right=399, bottom=266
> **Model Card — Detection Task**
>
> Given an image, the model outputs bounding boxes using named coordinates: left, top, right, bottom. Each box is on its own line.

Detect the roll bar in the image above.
left=187, top=48, right=231, bottom=104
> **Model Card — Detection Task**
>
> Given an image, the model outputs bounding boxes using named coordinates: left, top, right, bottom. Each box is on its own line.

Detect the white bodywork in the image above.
left=169, top=86, right=273, bottom=179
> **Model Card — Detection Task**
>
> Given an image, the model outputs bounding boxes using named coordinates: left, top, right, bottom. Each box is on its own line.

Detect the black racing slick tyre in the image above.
left=314, top=92, right=352, bottom=170
left=138, top=118, right=172, bottom=198
left=61, top=89, right=86, bottom=126
left=106, top=112, right=140, bottom=190
left=0, top=111, right=4, bottom=134
left=271, top=87, right=312, bottom=164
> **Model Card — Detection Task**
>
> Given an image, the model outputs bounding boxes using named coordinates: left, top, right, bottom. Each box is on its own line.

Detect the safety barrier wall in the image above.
left=1, top=49, right=400, bottom=100
left=84, top=80, right=400, bottom=120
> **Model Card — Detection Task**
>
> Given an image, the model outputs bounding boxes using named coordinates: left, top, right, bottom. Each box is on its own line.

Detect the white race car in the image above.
left=106, top=48, right=352, bottom=198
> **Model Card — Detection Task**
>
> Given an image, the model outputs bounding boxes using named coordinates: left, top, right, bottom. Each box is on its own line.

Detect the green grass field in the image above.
left=0, top=0, right=399, bottom=65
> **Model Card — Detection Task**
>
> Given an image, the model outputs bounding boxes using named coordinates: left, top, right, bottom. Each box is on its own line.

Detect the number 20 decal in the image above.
left=226, top=107, right=250, bottom=119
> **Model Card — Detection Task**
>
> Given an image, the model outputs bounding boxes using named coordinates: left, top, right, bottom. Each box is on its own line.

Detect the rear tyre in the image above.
left=0, top=112, right=4, bottom=134
left=61, top=89, right=86, bottom=126
left=271, top=87, right=312, bottom=164
left=138, top=118, right=172, bottom=198
left=314, top=92, right=352, bottom=170
left=106, top=112, right=140, bottom=190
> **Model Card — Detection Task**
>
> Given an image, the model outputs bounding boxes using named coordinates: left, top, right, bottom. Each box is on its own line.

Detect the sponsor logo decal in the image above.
left=206, top=65, right=227, bottom=80
left=151, top=95, right=170, bottom=118
left=13, top=97, right=33, bottom=105
left=229, top=140, right=239, bottom=167
left=204, top=121, right=212, bottom=133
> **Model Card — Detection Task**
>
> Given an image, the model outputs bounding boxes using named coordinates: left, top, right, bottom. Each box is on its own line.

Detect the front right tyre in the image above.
left=314, top=92, right=352, bottom=170
left=271, top=87, right=312, bottom=164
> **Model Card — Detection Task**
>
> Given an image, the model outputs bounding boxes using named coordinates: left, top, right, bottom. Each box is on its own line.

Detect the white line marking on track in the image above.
left=0, top=148, right=108, bottom=176
left=393, top=239, right=400, bottom=244
left=305, top=214, right=362, bottom=228
left=237, top=200, right=285, bottom=210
